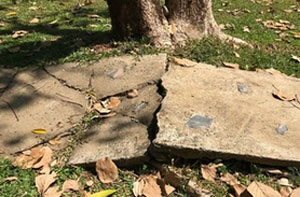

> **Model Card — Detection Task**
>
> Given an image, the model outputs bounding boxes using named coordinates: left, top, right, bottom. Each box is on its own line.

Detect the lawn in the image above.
left=1, top=0, right=300, bottom=196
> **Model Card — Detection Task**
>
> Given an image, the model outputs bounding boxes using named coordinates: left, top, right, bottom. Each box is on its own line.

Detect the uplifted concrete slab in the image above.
left=154, top=63, right=300, bottom=166
left=0, top=68, right=88, bottom=154
left=46, top=54, right=167, bottom=98
left=68, top=115, right=150, bottom=167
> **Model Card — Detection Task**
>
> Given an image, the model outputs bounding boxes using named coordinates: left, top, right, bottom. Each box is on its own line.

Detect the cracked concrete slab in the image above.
left=45, top=54, right=167, bottom=98
left=0, top=68, right=88, bottom=154
left=68, top=115, right=150, bottom=167
left=154, top=63, right=300, bottom=166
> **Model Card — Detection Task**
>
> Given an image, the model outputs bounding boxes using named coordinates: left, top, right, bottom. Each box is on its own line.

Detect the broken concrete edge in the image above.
left=153, top=142, right=300, bottom=167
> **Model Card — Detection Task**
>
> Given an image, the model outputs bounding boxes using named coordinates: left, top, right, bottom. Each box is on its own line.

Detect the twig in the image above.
left=1, top=100, right=19, bottom=121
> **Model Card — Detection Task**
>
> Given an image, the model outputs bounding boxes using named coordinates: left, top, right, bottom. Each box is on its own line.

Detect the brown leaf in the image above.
left=280, top=186, right=293, bottom=197
left=107, top=97, right=121, bottom=110
left=44, top=186, right=62, bottom=197
left=33, top=146, right=53, bottom=174
left=232, top=184, right=247, bottom=197
left=241, top=181, right=281, bottom=197
left=223, top=62, right=240, bottom=69
left=62, top=179, right=80, bottom=192
left=35, top=172, right=57, bottom=194
left=96, top=157, right=118, bottom=183
left=29, top=18, right=39, bottom=24
left=292, top=55, right=300, bottom=63
left=277, top=178, right=293, bottom=187
left=49, top=136, right=61, bottom=145
left=164, top=184, right=175, bottom=196
left=0, top=39, right=3, bottom=44
left=201, top=163, right=223, bottom=182
left=272, top=91, right=295, bottom=101
left=172, top=57, right=197, bottom=67
left=3, top=176, right=18, bottom=182
left=133, top=175, right=162, bottom=197
left=234, top=52, right=241, bottom=58
left=12, top=30, right=28, bottom=39
left=88, top=14, right=100, bottom=18
left=291, top=188, right=300, bottom=197
left=127, top=89, right=139, bottom=98
left=13, top=147, right=44, bottom=169
left=220, top=173, right=240, bottom=186
left=86, top=180, right=94, bottom=187
left=0, top=21, right=5, bottom=27
left=29, top=6, right=39, bottom=11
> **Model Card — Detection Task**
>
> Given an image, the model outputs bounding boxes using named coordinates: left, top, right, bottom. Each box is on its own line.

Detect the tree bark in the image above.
left=106, top=0, right=247, bottom=47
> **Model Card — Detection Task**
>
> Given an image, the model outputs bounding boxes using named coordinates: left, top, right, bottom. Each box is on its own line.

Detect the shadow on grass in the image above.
left=0, top=21, right=112, bottom=68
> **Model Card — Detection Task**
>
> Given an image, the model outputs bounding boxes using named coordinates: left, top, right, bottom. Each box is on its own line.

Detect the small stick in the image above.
left=1, top=100, right=19, bottom=121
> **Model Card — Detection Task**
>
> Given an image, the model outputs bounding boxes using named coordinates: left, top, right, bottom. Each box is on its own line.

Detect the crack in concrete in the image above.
left=43, top=67, right=83, bottom=92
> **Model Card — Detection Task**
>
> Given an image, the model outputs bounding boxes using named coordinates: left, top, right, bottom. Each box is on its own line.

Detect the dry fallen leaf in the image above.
left=0, top=21, right=5, bottom=27
left=49, top=19, right=58, bottom=25
left=292, top=55, right=300, bottom=63
left=243, top=26, right=250, bottom=33
left=164, top=184, right=175, bottom=196
left=232, top=184, right=247, bottom=197
left=201, top=163, right=223, bottom=182
left=220, top=173, right=240, bottom=186
left=107, top=97, right=121, bottom=110
left=133, top=175, right=162, bottom=197
left=88, top=14, right=100, bottom=18
left=127, top=89, right=139, bottom=98
left=86, top=180, right=94, bottom=187
left=169, top=24, right=177, bottom=35
left=291, top=188, right=300, bottom=197
left=89, top=189, right=117, bottom=197
left=33, top=146, right=53, bottom=174
left=277, top=178, right=293, bottom=187
left=96, top=157, right=118, bottom=183
left=223, top=62, right=240, bottom=69
left=35, top=172, right=57, bottom=195
left=49, top=136, right=62, bottom=145
left=6, top=12, right=17, bottom=16
left=13, top=146, right=44, bottom=169
left=234, top=52, right=240, bottom=58
left=3, top=176, right=18, bottom=182
left=172, top=57, right=197, bottom=67
left=280, top=186, right=293, bottom=197
left=62, top=179, right=80, bottom=192
left=32, top=128, right=47, bottom=134
left=29, top=18, right=39, bottom=24
left=272, top=90, right=295, bottom=101
left=29, top=6, right=39, bottom=11
left=44, top=186, right=62, bottom=197
left=241, top=181, right=281, bottom=197
left=12, top=30, right=28, bottom=39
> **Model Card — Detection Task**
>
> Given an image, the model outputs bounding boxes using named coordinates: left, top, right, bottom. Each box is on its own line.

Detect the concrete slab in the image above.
left=0, top=68, right=88, bottom=154
left=45, top=54, right=167, bottom=98
left=68, top=115, right=150, bottom=167
left=154, top=63, right=300, bottom=166
left=0, top=68, right=17, bottom=95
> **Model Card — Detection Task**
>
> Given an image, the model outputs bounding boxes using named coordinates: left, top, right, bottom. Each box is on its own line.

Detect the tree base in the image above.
left=107, top=0, right=248, bottom=47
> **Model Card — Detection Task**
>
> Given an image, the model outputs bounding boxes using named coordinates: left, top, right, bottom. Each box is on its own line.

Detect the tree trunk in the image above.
left=107, top=0, right=247, bottom=47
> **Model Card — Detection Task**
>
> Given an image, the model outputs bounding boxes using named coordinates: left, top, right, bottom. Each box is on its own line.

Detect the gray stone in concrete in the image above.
left=0, top=68, right=88, bottom=154
left=68, top=115, right=150, bottom=167
left=154, top=63, right=300, bottom=166
left=46, top=54, right=167, bottom=98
